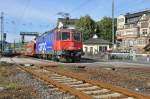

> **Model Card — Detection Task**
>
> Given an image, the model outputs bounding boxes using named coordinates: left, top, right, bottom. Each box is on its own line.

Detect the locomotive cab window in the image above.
left=62, top=32, right=70, bottom=40
left=56, top=32, right=61, bottom=40
left=74, top=32, right=81, bottom=41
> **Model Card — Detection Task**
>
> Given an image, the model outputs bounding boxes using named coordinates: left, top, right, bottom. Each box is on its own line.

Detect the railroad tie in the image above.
left=83, top=89, right=110, bottom=95
left=92, top=92, right=122, bottom=99
left=75, top=86, right=99, bottom=91
left=70, top=83, right=91, bottom=87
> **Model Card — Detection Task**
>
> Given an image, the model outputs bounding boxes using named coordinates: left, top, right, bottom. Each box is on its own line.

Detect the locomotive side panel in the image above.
left=53, top=30, right=83, bottom=62
left=36, top=31, right=54, bottom=55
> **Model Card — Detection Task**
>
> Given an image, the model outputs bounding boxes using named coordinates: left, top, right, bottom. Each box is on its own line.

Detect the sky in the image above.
left=0, top=0, right=150, bottom=42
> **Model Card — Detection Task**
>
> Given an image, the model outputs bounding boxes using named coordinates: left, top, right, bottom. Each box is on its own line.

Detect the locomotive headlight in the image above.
left=77, top=52, right=81, bottom=55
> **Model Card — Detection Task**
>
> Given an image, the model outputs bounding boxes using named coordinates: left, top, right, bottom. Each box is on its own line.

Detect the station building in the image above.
left=116, top=9, right=150, bottom=53
left=83, top=34, right=111, bottom=55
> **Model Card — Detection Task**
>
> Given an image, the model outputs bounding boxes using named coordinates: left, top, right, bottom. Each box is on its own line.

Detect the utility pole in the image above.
left=112, top=0, right=115, bottom=46
left=14, top=40, right=16, bottom=53
left=1, top=12, right=4, bottom=53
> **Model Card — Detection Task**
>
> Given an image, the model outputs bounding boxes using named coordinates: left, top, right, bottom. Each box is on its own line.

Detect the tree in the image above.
left=75, top=15, right=96, bottom=41
left=96, top=17, right=117, bottom=42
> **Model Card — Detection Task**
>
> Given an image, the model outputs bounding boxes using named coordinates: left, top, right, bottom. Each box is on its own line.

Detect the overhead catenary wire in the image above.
left=69, top=0, right=92, bottom=15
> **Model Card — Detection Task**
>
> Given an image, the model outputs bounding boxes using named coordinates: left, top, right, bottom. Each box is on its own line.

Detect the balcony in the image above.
left=124, top=24, right=137, bottom=29
left=140, top=33, right=150, bottom=37
left=117, top=32, right=139, bottom=39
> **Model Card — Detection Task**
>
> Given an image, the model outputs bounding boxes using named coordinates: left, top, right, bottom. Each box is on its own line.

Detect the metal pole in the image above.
left=1, top=12, right=4, bottom=53
left=14, top=40, right=15, bottom=53
left=112, top=0, right=115, bottom=45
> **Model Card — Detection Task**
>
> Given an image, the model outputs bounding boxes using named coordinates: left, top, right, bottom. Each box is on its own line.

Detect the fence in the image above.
left=109, top=52, right=131, bottom=60
left=109, top=53, right=150, bottom=63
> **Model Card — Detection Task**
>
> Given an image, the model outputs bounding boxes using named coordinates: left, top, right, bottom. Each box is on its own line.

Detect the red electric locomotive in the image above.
left=53, top=29, right=83, bottom=62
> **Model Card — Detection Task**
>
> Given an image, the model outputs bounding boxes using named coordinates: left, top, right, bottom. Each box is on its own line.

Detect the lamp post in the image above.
left=112, top=0, right=115, bottom=46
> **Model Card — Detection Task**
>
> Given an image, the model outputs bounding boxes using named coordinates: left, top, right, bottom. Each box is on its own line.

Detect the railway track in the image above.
left=10, top=58, right=150, bottom=99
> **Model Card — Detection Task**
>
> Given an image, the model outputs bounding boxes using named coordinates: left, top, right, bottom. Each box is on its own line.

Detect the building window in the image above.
left=85, top=47, right=88, bottom=53
left=142, top=29, right=147, bottom=35
left=90, top=47, right=93, bottom=54
left=127, top=17, right=139, bottom=23
left=104, top=46, right=107, bottom=51
left=99, top=46, right=102, bottom=52
left=118, top=18, right=124, bottom=23
left=99, top=46, right=107, bottom=52
left=141, top=22, right=148, bottom=28
left=134, top=40, right=137, bottom=45
left=138, top=39, right=145, bottom=45
left=129, top=40, right=134, bottom=47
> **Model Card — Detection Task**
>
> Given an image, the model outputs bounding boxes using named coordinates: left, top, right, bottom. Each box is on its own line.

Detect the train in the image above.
left=25, top=28, right=83, bottom=62
left=2, top=48, right=20, bottom=57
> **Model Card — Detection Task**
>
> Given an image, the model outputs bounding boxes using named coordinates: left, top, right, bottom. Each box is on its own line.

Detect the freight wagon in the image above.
left=25, top=39, right=36, bottom=57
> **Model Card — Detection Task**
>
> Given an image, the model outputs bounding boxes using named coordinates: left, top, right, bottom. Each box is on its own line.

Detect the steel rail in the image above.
left=18, top=66, right=93, bottom=99
left=44, top=67, right=150, bottom=99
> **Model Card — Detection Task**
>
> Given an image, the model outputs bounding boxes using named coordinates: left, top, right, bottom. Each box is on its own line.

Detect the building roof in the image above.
left=125, top=9, right=150, bottom=18
left=84, top=38, right=111, bottom=45
left=123, top=9, right=150, bottom=24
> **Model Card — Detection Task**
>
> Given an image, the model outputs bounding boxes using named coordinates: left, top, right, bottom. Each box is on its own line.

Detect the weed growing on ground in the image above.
left=58, top=64, right=65, bottom=69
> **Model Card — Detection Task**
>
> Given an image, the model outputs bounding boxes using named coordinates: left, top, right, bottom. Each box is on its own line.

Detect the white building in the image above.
left=83, top=34, right=111, bottom=55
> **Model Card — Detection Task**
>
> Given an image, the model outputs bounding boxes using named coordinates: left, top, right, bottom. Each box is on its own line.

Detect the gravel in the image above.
left=86, top=67, right=150, bottom=96
left=8, top=67, right=74, bottom=99
left=60, top=66, right=150, bottom=96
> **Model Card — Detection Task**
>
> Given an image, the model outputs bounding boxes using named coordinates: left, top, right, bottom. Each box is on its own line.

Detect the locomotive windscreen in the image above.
left=62, top=32, right=70, bottom=40
left=74, top=32, right=81, bottom=41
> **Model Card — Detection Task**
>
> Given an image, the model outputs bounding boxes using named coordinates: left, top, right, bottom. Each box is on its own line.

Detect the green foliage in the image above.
left=75, top=15, right=96, bottom=41
left=75, top=16, right=116, bottom=42
left=96, top=17, right=117, bottom=42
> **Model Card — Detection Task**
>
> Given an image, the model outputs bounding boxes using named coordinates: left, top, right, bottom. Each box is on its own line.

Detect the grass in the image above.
left=0, top=62, right=39, bottom=99
left=6, top=83, right=17, bottom=90
left=0, top=63, right=17, bottom=90
left=0, top=83, right=17, bottom=90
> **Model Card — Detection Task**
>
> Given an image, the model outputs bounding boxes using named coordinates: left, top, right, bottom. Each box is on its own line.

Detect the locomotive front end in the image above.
left=54, top=29, right=83, bottom=62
